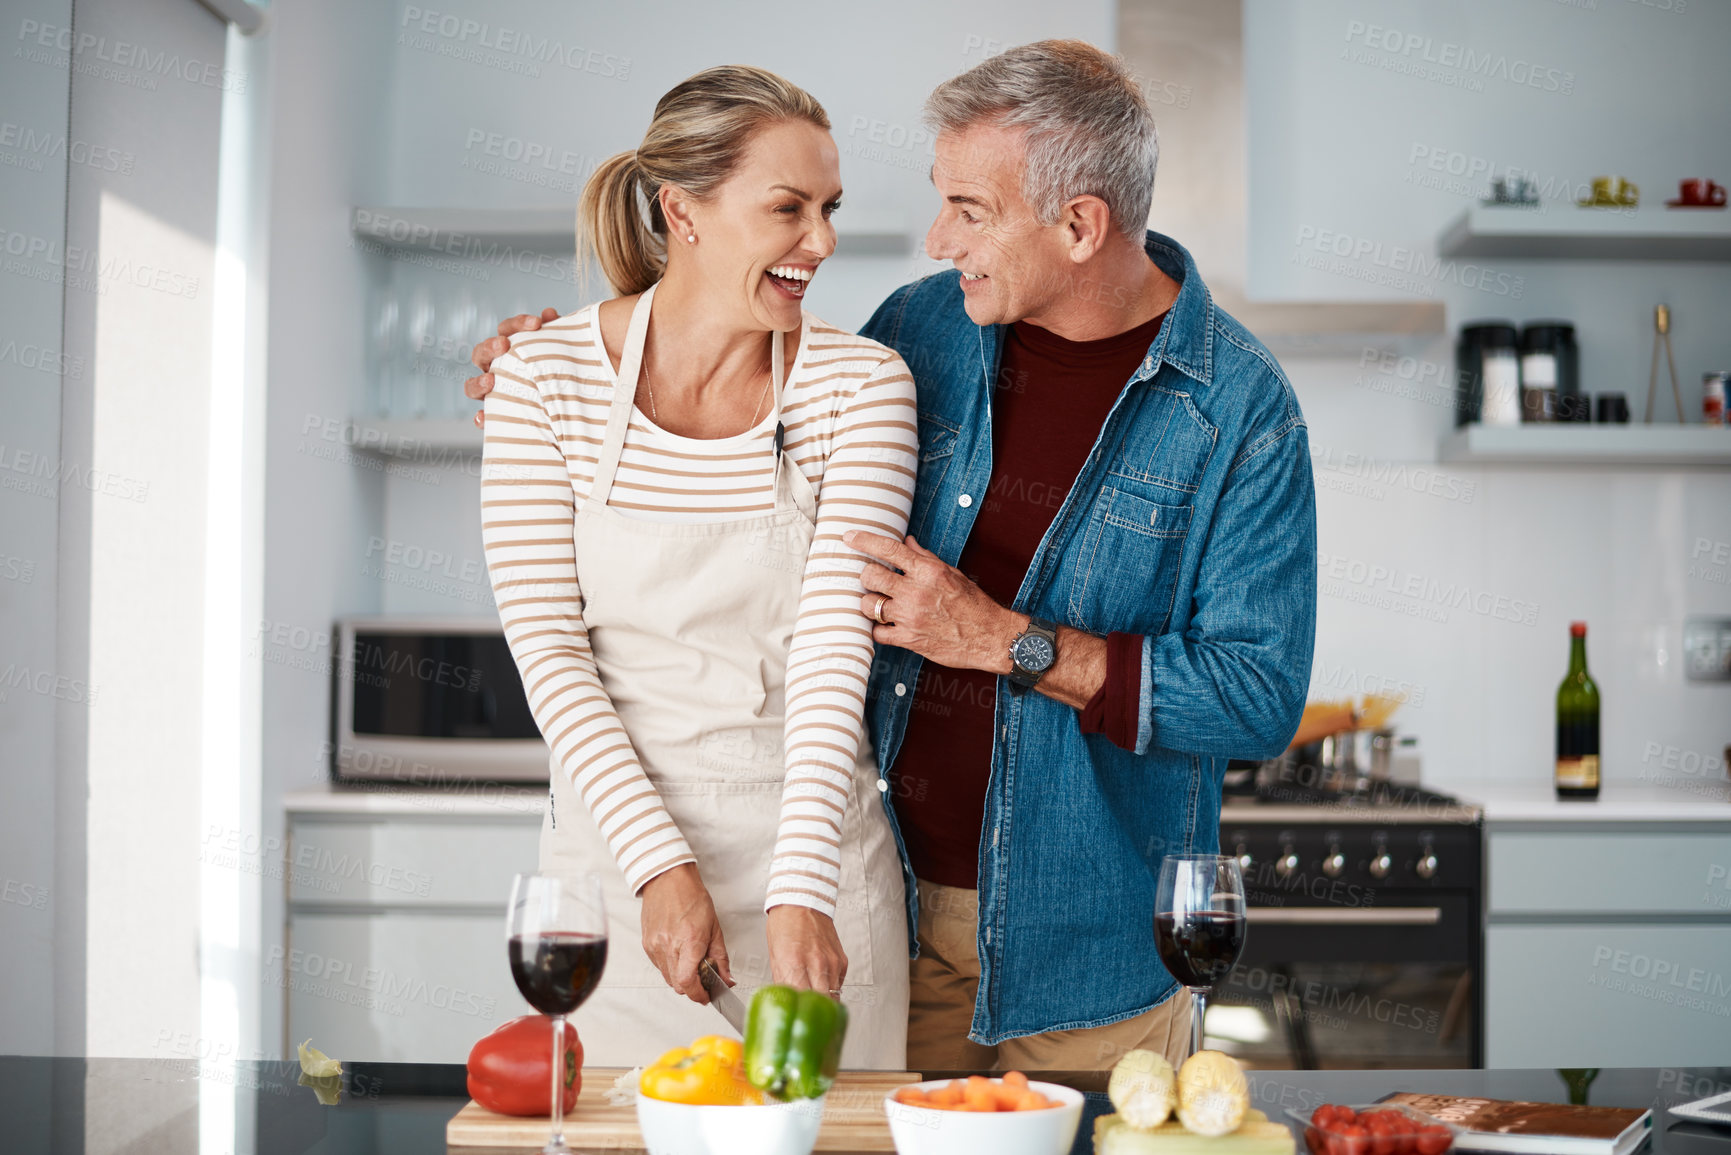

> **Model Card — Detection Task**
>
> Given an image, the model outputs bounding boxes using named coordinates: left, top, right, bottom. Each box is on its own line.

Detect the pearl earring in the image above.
left=686, top=234, right=696, bottom=243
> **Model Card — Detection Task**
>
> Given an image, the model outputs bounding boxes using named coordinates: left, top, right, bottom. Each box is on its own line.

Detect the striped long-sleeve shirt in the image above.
left=480, top=302, right=918, bottom=918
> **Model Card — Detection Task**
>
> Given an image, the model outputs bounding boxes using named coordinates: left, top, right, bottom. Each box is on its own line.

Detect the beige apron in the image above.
left=538, top=285, right=909, bottom=1068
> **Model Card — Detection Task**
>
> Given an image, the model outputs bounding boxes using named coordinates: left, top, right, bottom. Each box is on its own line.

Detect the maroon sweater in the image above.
left=890, top=311, right=1167, bottom=888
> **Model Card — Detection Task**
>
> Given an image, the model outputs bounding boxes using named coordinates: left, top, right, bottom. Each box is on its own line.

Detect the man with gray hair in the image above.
left=467, top=39, right=1315, bottom=1072
left=840, top=39, right=1315, bottom=1071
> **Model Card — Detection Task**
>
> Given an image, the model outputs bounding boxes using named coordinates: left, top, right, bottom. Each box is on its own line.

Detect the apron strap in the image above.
left=590, top=286, right=817, bottom=522
left=771, top=323, right=819, bottom=522
left=586, top=284, right=657, bottom=512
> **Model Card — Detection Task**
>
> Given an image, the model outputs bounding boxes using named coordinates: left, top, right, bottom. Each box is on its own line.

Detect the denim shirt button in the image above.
left=957, top=493, right=973, bottom=508
left=894, top=682, right=907, bottom=697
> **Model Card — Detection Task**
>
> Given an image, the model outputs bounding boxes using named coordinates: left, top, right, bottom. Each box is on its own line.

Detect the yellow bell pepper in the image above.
left=639, top=1035, right=763, bottom=1106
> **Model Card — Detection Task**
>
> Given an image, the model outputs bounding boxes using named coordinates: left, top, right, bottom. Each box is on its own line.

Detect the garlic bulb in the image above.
left=1107, top=1049, right=1176, bottom=1130
left=1175, top=1049, right=1249, bottom=1137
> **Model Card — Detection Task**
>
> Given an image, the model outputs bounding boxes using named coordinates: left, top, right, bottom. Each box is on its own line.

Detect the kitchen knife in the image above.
left=697, top=958, right=749, bottom=1035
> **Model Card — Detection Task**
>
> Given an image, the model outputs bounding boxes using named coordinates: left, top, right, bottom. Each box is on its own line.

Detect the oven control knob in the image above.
left=1234, top=843, right=1253, bottom=873
left=1275, top=845, right=1300, bottom=879
left=1369, top=849, right=1393, bottom=879
left=1415, top=851, right=1439, bottom=880
left=1322, top=846, right=1346, bottom=877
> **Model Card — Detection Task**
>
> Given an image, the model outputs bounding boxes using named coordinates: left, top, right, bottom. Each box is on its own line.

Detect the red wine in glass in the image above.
left=1155, top=854, right=1247, bottom=1057
left=508, top=873, right=606, bottom=1155
left=1154, top=910, right=1246, bottom=987
left=509, top=932, right=608, bottom=1016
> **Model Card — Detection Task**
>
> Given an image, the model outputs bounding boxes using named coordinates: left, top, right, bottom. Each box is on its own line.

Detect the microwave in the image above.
left=331, top=617, right=549, bottom=784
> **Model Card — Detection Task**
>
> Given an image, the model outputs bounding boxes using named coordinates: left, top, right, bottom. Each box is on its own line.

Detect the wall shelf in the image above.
left=347, top=418, right=482, bottom=461
left=1439, top=424, right=1731, bottom=466
left=1219, top=293, right=1447, bottom=354
left=1437, top=206, right=1731, bottom=261
left=351, top=206, right=912, bottom=257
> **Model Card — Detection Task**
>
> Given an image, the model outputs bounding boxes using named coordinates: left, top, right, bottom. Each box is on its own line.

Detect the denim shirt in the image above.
left=858, top=231, right=1317, bottom=1044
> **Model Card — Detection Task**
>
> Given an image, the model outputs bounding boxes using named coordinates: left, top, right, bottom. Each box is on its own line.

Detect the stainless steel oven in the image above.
left=1209, top=794, right=1484, bottom=1069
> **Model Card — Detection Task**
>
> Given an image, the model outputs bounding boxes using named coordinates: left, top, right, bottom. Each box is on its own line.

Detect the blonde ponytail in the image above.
left=576, top=65, right=830, bottom=299
left=578, top=150, right=665, bottom=298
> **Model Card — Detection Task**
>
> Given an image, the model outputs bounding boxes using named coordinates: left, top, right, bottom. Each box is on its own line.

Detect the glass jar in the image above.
left=1520, top=322, right=1581, bottom=422
left=1456, top=322, right=1521, bottom=426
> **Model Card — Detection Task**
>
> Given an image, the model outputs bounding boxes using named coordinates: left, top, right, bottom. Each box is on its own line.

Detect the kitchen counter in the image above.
left=1454, top=778, right=1731, bottom=823
left=285, top=778, right=1731, bottom=823
left=283, top=784, right=545, bottom=818
left=4, top=1056, right=1727, bottom=1154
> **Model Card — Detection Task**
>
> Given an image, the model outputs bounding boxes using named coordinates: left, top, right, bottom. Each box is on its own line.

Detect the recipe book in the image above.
left=1381, top=1092, right=1652, bottom=1155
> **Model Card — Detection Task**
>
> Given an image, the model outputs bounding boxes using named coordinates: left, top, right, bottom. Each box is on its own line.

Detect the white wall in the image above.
left=0, top=0, right=74, bottom=1060
left=61, top=0, right=234, bottom=1061
left=1243, top=0, right=1731, bottom=793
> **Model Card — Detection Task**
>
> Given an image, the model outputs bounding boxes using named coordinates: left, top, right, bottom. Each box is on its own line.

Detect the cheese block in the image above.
left=1095, top=1108, right=1296, bottom=1155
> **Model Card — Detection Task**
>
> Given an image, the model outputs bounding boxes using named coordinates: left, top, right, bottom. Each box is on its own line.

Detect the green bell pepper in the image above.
left=743, top=985, right=848, bottom=1100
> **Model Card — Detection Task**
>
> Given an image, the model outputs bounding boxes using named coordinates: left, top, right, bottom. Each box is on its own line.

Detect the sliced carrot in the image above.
left=928, top=1083, right=963, bottom=1107
left=902, top=1075, right=1061, bottom=1112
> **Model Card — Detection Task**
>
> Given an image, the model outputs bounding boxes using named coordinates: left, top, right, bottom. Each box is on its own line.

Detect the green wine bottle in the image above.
left=1555, top=621, right=1600, bottom=799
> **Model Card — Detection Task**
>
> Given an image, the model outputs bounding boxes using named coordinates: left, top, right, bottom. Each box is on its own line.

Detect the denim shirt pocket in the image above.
left=1066, top=483, right=1194, bottom=636
left=910, top=410, right=959, bottom=537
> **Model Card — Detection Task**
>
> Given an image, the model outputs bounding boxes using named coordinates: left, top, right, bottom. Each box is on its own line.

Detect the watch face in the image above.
left=1014, top=632, right=1055, bottom=672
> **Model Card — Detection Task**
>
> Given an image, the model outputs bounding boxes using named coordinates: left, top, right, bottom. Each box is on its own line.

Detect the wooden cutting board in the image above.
left=446, top=1067, right=918, bottom=1151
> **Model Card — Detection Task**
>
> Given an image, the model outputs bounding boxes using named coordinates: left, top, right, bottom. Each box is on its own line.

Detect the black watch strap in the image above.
left=1008, top=616, right=1059, bottom=689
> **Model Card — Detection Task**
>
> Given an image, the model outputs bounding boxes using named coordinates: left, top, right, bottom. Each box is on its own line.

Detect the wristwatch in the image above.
left=1008, top=616, right=1059, bottom=689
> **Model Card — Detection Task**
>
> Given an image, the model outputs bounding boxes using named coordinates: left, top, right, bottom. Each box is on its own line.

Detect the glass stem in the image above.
left=547, top=1014, right=566, bottom=1150
left=1191, top=988, right=1208, bottom=1057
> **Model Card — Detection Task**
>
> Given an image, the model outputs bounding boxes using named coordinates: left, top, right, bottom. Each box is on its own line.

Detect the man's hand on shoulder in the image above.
left=465, top=307, right=561, bottom=427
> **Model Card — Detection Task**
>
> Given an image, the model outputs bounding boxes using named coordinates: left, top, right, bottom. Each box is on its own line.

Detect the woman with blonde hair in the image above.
left=480, top=66, right=916, bottom=1065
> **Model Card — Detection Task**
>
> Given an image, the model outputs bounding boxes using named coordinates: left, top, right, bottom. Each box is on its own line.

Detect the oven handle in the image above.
left=1246, top=906, right=1443, bottom=926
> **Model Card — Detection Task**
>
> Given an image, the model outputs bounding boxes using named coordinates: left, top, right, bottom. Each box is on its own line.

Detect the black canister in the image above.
left=1456, top=322, right=1521, bottom=427
left=1521, top=322, right=1582, bottom=422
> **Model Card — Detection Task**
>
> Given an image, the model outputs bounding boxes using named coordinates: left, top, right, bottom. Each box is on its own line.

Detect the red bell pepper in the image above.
left=466, top=1016, right=582, bottom=1116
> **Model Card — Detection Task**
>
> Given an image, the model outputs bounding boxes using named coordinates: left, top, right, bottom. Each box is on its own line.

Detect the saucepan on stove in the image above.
left=1259, top=694, right=1405, bottom=798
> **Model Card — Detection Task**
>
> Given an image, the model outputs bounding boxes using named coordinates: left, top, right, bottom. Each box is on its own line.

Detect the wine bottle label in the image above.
left=1556, top=755, right=1599, bottom=788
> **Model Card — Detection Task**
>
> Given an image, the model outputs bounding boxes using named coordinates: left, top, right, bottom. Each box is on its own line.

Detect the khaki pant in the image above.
left=907, top=879, right=1193, bottom=1075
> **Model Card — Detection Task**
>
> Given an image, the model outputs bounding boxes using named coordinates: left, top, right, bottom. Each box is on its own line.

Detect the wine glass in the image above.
left=507, top=872, right=608, bottom=1154
left=1155, top=854, right=1247, bottom=1058
left=435, top=282, right=480, bottom=419
left=365, top=286, right=399, bottom=418
left=398, top=284, right=437, bottom=418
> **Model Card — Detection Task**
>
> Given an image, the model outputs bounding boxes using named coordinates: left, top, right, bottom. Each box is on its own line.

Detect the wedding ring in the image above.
left=827, top=988, right=843, bottom=998
left=872, top=596, right=889, bottom=625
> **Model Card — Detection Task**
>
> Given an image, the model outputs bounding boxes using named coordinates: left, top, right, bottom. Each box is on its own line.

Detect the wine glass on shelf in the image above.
left=507, top=872, right=608, bottom=1155
left=436, top=282, right=480, bottom=420
left=1154, top=853, right=1247, bottom=1059
left=365, top=286, right=399, bottom=419
left=397, top=284, right=437, bottom=419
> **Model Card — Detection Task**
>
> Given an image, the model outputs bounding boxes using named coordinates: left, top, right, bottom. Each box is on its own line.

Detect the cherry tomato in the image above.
left=1414, top=1125, right=1453, bottom=1155
left=1337, top=1124, right=1372, bottom=1155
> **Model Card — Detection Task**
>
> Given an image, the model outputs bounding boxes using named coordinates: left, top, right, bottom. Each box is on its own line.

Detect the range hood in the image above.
left=1120, top=0, right=1445, bottom=352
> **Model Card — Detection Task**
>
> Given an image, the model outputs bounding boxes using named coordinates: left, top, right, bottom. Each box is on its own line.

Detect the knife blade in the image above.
left=697, top=958, right=749, bottom=1035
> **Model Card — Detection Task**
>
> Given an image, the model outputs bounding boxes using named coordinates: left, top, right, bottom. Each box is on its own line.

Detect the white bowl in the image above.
left=882, top=1078, right=1084, bottom=1155
left=634, top=1091, right=826, bottom=1155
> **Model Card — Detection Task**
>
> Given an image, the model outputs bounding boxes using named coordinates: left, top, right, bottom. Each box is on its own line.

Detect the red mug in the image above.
left=1669, top=178, right=1727, bottom=207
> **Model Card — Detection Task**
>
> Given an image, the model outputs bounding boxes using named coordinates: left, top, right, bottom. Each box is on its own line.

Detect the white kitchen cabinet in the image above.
left=1486, top=923, right=1731, bottom=1067
left=284, top=910, right=524, bottom=1063
left=282, top=806, right=541, bottom=1062
left=1482, top=819, right=1731, bottom=1068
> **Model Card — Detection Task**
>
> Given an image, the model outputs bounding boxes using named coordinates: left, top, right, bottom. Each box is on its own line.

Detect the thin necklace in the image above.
left=643, top=340, right=775, bottom=434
